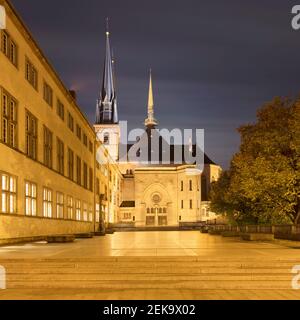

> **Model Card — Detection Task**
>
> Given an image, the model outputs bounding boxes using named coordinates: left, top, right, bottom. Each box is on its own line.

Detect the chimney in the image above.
left=69, top=90, right=77, bottom=101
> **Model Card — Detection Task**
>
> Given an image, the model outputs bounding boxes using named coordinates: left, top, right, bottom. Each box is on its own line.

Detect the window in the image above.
left=89, top=140, right=93, bottom=153
left=96, top=203, right=100, bottom=223
left=83, top=162, right=88, bottom=189
left=25, top=58, right=38, bottom=89
left=96, top=178, right=100, bottom=195
left=76, top=124, right=81, bottom=140
left=67, top=196, right=73, bottom=220
left=0, top=172, right=17, bottom=214
left=75, top=199, right=81, bottom=221
left=189, top=180, right=193, bottom=191
left=88, top=204, right=93, bottom=222
left=103, top=133, right=109, bottom=145
left=76, top=156, right=81, bottom=185
left=181, top=200, right=184, bottom=209
left=190, top=200, right=193, bottom=209
left=1, top=89, right=17, bottom=148
left=83, top=202, right=88, bottom=221
left=25, top=181, right=37, bottom=216
left=43, top=187, right=52, bottom=218
left=57, top=99, right=64, bottom=121
left=56, top=138, right=64, bottom=175
left=123, top=212, right=131, bottom=219
left=89, top=167, right=93, bottom=191
left=43, top=81, right=53, bottom=106
left=68, top=112, right=74, bottom=131
left=26, top=111, right=37, bottom=160
left=43, top=126, right=53, bottom=168
left=1, top=31, right=18, bottom=66
left=181, top=181, right=183, bottom=192
left=68, top=148, right=74, bottom=180
left=56, top=192, right=64, bottom=219
left=83, top=133, right=87, bottom=147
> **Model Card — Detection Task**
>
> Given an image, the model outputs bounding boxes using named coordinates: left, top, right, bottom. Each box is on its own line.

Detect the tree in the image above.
left=210, top=97, right=300, bottom=225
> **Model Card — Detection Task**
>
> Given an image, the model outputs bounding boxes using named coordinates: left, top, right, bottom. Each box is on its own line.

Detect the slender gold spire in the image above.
left=148, top=69, right=154, bottom=113
left=145, top=69, right=158, bottom=128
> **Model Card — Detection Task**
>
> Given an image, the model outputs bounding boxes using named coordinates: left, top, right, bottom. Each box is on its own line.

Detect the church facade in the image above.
left=94, top=25, right=222, bottom=227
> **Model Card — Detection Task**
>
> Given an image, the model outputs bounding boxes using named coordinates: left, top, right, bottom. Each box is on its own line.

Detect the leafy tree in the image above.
left=210, top=97, right=300, bottom=225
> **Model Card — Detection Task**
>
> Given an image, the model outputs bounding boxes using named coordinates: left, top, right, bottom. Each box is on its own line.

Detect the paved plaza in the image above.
left=0, top=231, right=299, bottom=300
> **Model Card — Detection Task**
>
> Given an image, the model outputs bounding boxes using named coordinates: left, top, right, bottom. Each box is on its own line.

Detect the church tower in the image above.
left=144, top=70, right=158, bottom=130
left=94, top=20, right=120, bottom=161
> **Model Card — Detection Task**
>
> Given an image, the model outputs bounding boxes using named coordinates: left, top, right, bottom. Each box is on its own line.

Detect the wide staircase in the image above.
left=0, top=257, right=297, bottom=291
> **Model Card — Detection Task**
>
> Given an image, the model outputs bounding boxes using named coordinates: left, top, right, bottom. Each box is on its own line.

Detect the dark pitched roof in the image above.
left=120, top=201, right=135, bottom=208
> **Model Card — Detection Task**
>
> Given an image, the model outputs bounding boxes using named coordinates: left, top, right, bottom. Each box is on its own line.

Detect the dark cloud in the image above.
left=10, top=0, right=300, bottom=168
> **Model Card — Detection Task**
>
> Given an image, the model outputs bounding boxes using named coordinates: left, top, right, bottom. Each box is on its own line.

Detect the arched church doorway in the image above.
left=145, top=192, right=168, bottom=226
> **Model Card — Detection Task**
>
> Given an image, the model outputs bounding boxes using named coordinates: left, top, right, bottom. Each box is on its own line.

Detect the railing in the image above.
left=207, top=224, right=300, bottom=236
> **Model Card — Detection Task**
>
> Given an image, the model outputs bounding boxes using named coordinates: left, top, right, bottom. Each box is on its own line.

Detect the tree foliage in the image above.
left=210, top=97, right=300, bottom=225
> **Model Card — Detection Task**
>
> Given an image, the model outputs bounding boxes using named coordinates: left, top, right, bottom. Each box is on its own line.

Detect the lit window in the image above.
left=25, top=181, right=37, bottom=216
left=67, top=196, right=73, bottom=220
left=43, top=187, right=52, bottom=218
left=83, top=202, right=88, bottom=221
left=88, top=204, right=93, bottom=222
left=0, top=172, right=17, bottom=214
left=75, top=200, right=81, bottom=221
left=56, top=192, right=64, bottom=219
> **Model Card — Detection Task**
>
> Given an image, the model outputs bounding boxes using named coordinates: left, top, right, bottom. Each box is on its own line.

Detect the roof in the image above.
left=120, top=201, right=135, bottom=208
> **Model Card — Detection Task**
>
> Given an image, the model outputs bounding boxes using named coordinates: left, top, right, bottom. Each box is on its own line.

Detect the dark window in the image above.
left=56, top=137, right=64, bottom=175
left=83, top=133, right=87, bottom=147
left=68, top=148, right=74, bottom=180
left=189, top=180, right=193, bottom=191
left=43, top=126, right=53, bottom=168
left=83, top=162, right=88, bottom=189
left=1, top=31, right=18, bottom=66
left=89, top=140, right=93, bottom=153
left=43, top=81, right=53, bottom=106
left=25, top=58, right=38, bottom=89
left=68, top=112, right=74, bottom=131
left=76, top=156, right=81, bottom=185
left=76, top=124, right=81, bottom=140
left=103, top=133, right=109, bottom=145
left=57, top=99, right=64, bottom=121
left=25, top=111, right=37, bottom=160
left=89, top=167, right=93, bottom=191
left=1, top=89, right=17, bottom=148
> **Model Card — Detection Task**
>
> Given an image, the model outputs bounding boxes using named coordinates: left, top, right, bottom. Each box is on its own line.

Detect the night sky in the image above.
left=10, top=0, right=300, bottom=168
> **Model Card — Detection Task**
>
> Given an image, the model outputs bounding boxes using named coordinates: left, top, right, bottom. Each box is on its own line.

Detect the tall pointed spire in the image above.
left=144, top=69, right=158, bottom=128
left=95, top=18, right=118, bottom=124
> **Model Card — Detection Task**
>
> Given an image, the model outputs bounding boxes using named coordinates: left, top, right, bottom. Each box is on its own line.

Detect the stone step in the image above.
left=5, top=279, right=292, bottom=290
left=6, top=273, right=292, bottom=282
left=3, top=267, right=293, bottom=274
left=1, top=262, right=298, bottom=270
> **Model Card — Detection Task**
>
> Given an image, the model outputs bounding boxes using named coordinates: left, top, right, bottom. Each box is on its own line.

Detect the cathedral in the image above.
left=94, top=26, right=221, bottom=227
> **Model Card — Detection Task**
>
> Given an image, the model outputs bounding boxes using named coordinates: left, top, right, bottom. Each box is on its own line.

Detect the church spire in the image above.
left=95, top=18, right=118, bottom=124
left=144, top=69, right=158, bottom=128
